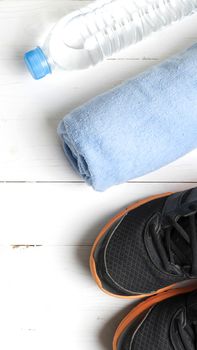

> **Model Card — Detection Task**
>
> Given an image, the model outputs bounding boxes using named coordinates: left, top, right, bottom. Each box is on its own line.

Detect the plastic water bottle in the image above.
left=24, top=0, right=197, bottom=80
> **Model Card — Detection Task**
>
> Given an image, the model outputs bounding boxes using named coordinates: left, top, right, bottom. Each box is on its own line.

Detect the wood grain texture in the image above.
left=0, top=245, right=132, bottom=350
left=0, top=182, right=196, bottom=246
left=0, top=1, right=197, bottom=181
left=0, top=2, right=197, bottom=350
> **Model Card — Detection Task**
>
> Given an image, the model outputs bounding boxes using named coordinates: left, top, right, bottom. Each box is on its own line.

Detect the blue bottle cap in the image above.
left=24, top=47, right=51, bottom=80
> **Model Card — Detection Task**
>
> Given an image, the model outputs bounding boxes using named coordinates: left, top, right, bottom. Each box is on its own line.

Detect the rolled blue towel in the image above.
left=58, top=43, right=197, bottom=191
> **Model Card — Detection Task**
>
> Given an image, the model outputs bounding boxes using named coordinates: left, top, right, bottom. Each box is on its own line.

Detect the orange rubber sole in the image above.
left=113, top=284, right=197, bottom=350
left=90, top=191, right=196, bottom=299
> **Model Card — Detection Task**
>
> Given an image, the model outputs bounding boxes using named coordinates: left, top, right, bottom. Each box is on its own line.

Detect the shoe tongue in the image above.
left=170, top=217, right=192, bottom=268
left=187, top=292, right=197, bottom=323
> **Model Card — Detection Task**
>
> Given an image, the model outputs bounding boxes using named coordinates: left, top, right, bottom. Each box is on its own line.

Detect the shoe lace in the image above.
left=151, top=204, right=197, bottom=276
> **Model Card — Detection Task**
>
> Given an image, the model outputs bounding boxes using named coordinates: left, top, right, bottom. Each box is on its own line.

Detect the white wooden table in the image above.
left=0, top=1, right=197, bottom=349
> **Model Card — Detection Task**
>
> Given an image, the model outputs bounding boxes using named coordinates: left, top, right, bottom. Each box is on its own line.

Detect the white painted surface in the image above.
left=0, top=1, right=197, bottom=349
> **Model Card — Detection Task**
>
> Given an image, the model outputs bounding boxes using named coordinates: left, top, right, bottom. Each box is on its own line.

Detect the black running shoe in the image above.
left=90, top=188, right=197, bottom=298
left=113, top=288, right=197, bottom=350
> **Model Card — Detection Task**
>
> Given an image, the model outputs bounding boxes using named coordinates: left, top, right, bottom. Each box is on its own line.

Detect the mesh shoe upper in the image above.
left=130, top=295, right=184, bottom=350
left=122, top=292, right=197, bottom=350
left=95, top=188, right=197, bottom=294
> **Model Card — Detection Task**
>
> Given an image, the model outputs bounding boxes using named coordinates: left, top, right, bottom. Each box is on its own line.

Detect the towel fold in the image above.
left=58, top=43, right=197, bottom=191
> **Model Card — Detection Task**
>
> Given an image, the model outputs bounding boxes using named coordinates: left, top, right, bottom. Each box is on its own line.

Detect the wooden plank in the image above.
left=0, top=182, right=196, bottom=246
left=0, top=3, right=197, bottom=350
left=0, top=117, right=197, bottom=181
left=0, top=1, right=197, bottom=181
left=0, top=245, right=132, bottom=350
